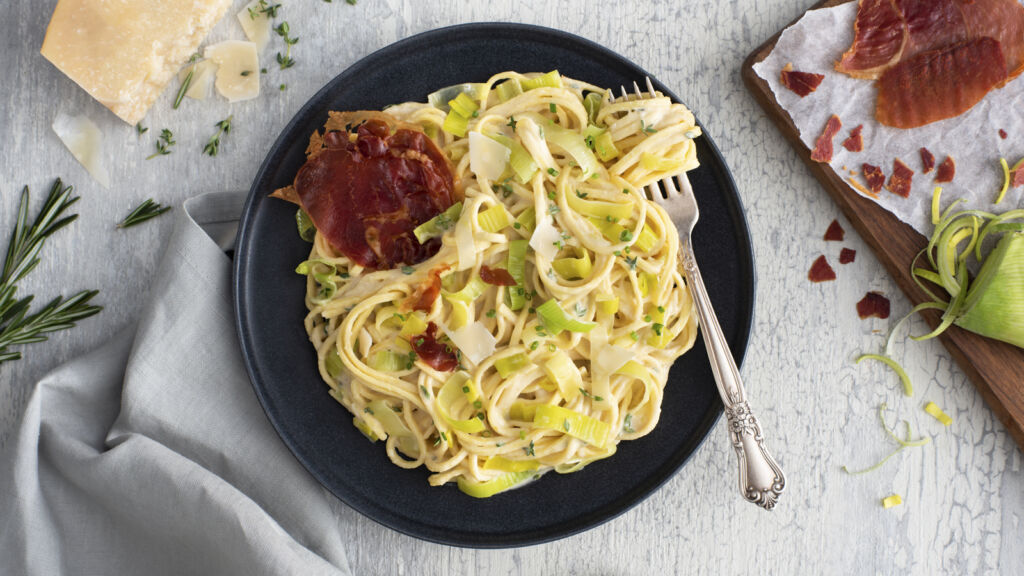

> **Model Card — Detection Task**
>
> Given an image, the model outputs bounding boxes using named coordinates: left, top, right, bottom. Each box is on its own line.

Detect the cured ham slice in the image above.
left=780, top=65, right=825, bottom=97
left=920, top=147, right=935, bottom=173
left=840, top=248, right=857, bottom=264
left=876, top=37, right=1007, bottom=129
left=863, top=163, right=886, bottom=194
left=810, top=114, right=842, bottom=162
left=835, top=0, right=907, bottom=79
left=935, top=156, right=956, bottom=182
left=896, top=0, right=969, bottom=61
left=958, top=0, right=1024, bottom=79
left=824, top=219, right=845, bottom=241
left=842, top=125, right=864, bottom=152
left=886, top=158, right=914, bottom=197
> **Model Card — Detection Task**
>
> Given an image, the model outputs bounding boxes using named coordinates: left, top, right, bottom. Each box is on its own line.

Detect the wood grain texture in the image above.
left=741, top=0, right=1024, bottom=450
left=1, top=1, right=1022, bottom=574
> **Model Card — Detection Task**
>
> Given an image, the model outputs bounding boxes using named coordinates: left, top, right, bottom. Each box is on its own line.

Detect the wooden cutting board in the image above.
left=741, top=0, right=1024, bottom=450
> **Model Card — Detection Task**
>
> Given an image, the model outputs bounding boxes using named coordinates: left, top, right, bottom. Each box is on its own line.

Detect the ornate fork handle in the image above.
left=679, top=239, right=786, bottom=510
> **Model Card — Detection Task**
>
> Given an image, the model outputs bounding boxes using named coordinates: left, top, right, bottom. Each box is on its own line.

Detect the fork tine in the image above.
left=632, top=80, right=642, bottom=98
left=619, top=85, right=629, bottom=101
left=645, top=76, right=656, bottom=97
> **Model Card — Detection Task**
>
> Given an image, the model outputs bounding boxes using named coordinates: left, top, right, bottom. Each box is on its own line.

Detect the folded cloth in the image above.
left=0, top=192, right=352, bottom=576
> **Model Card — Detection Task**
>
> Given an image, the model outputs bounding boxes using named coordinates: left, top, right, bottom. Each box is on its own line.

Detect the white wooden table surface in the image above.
left=2, top=1, right=1022, bottom=574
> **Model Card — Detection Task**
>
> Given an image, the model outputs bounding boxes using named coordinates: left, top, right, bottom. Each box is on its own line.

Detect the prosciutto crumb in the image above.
left=842, top=125, right=864, bottom=152
left=808, top=255, right=836, bottom=283
left=1000, top=129, right=1008, bottom=139
left=856, top=292, right=891, bottom=319
left=920, top=147, right=935, bottom=173
left=780, top=64, right=825, bottom=97
left=810, top=115, right=843, bottom=162
left=886, top=158, right=914, bottom=197
left=824, top=219, right=845, bottom=241
left=1012, top=161, right=1024, bottom=188
left=840, top=248, right=857, bottom=264
left=479, top=265, right=516, bottom=286
left=935, top=156, right=956, bottom=183
left=863, top=163, right=886, bottom=194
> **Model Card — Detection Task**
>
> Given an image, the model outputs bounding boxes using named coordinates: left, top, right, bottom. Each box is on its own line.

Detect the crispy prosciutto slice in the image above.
left=290, top=113, right=457, bottom=270
left=863, top=163, right=886, bottom=194
left=935, top=156, right=956, bottom=183
left=840, top=248, right=857, bottom=264
left=808, top=255, right=836, bottom=283
left=780, top=65, right=825, bottom=97
left=875, top=37, right=1007, bottom=129
left=886, top=158, right=914, bottom=197
left=810, top=115, right=843, bottom=162
left=842, top=125, right=864, bottom=152
left=835, top=0, right=908, bottom=79
left=824, top=219, right=845, bottom=241
left=920, top=147, right=935, bottom=173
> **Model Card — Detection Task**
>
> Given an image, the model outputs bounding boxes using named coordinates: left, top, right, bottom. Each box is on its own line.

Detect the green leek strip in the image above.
left=414, top=202, right=463, bottom=243
left=352, top=417, right=379, bottom=442
left=478, top=204, right=513, bottom=233
left=507, top=239, right=529, bottom=311
left=616, top=361, right=655, bottom=391
left=489, top=134, right=538, bottom=183
left=842, top=405, right=929, bottom=475
left=457, top=470, right=534, bottom=498
left=495, top=79, right=523, bottom=102
left=325, top=348, right=344, bottom=380
left=542, top=350, right=582, bottom=401
left=956, top=232, right=1024, bottom=348
left=924, top=401, right=953, bottom=426
left=495, top=352, right=530, bottom=378
left=368, top=349, right=409, bottom=372
left=555, top=446, right=616, bottom=474
left=931, top=187, right=942, bottom=225
left=544, top=124, right=602, bottom=177
left=588, top=216, right=627, bottom=244
left=296, top=209, right=316, bottom=242
left=437, top=372, right=486, bottom=433
left=552, top=250, right=592, bottom=280
left=593, top=131, right=619, bottom=162
left=296, top=259, right=338, bottom=303
left=442, top=273, right=487, bottom=302
left=975, top=209, right=1024, bottom=260
left=442, top=110, right=470, bottom=137
left=448, top=92, right=479, bottom=118
left=514, top=207, right=536, bottom=235
left=566, top=191, right=633, bottom=221
left=520, top=70, right=562, bottom=91
left=399, top=312, right=428, bottom=338
left=911, top=266, right=969, bottom=342
left=449, top=298, right=471, bottom=330
left=596, top=294, right=619, bottom=316
left=882, top=494, right=903, bottom=509
left=640, top=152, right=686, bottom=173
left=634, top=223, right=658, bottom=252
left=366, top=400, right=419, bottom=456
left=536, top=299, right=597, bottom=335
left=637, top=271, right=658, bottom=298
left=483, top=455, right=539, bottom=472
left=996, top=158, right=1011, bottom=205
left=856, top=354, right=913, bottom=396
left=913, top=268, right=943, bottom=287
left=583, top=92, right=603, bottom=125
left=533, top=404, right=610, bottom=448
left=509, top=402, right=538, bottom=421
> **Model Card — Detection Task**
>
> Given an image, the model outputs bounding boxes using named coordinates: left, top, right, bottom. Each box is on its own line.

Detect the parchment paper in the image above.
left=753, top=2, right=1024, bottom=236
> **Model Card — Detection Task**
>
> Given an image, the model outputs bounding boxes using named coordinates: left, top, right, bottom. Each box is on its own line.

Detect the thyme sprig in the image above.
left=0, top=179, right=101, bottom=364
left=275, top=21, right=298, bottom=69
left=203, top=115, right=233, bottom=157
left=146, top=129, right=176, bottom=160
left=117, top=199, right=172, bottom=229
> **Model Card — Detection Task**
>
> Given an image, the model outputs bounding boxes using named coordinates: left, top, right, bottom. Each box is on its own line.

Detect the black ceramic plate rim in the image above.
left=234, top=22, right=755, bottom=548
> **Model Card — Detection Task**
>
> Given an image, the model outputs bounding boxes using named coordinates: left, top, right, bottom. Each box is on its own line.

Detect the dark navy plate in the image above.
left=233, top=23, right=754, bottom=548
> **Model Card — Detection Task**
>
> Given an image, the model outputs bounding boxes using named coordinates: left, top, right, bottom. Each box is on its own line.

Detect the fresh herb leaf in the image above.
left=401, top=265, right=415, bottom=275
left=202, top=115, right=233, bottom=157
left=135, top=123, right=148, bottom=136
left=146, top=129, right=176, bottom=160
left=117, top=199, right=172, bottom=229
left=507, top=116, right=517, bottom=129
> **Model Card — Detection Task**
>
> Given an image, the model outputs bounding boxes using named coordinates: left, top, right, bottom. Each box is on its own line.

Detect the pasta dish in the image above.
left=274, top=71, right=702, bottom=497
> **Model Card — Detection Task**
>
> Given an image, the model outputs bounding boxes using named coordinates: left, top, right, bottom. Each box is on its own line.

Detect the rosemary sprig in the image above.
left=0, top=179, right=101, bottom=364
left=275, top=21, right=298, bottom=69
left=203, top=115, right=233, bottom=157
left=117, top=199, right=172, bottom=229
left=146, top=129, right=176, bottom=160
left=173, top=53, right=201, bottom=110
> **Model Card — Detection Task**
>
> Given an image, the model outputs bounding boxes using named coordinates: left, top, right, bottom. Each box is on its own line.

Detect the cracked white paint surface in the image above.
left=1, top=1, right=1021, bottom=574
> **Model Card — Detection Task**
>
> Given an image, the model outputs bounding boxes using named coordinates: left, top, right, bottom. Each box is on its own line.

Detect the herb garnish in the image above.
left=275, top=22, right=299, bottom=69
left=202, top=115, right=233, bottom=157
left=0, top=179, right=101, bottom=364
left=146, top=129, right=176, bottom=160
left=173, top=53, right=201, bottom=109
left=135, top=123, right=148, bottom=136
left=117, top=199, right=172, bottom=229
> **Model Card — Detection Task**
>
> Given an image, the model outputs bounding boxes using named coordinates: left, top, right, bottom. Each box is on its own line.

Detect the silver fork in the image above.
left=615, top=79, right=786, bottom=510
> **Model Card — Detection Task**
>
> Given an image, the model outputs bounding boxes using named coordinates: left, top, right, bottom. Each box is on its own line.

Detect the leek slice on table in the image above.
left=923, top=401, right=953, bottom=426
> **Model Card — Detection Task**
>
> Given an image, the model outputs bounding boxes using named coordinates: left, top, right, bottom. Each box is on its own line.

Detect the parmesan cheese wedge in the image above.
left=177, top=60, right=219, bottom=101
left=40, top=0, right=234, bottom=124
left=204, top=41, right=261, bottom=102
left=237, top=1, right=272, bottom=50
left=52, top=113, right=110, bottom=189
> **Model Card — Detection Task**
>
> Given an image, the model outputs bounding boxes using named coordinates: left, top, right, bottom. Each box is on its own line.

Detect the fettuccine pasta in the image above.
left=294, top=71, right=702, bottom=496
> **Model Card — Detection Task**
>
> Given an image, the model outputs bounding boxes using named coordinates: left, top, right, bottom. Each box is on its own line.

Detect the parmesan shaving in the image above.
left=52, top=113, right=110, bottom=189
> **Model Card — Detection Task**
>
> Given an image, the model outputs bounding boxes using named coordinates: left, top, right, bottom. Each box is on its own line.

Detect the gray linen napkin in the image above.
left=0, top=192, right=353, bottom=576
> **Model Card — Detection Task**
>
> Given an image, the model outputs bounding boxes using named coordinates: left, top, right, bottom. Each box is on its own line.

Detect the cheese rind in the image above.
left=40, top=0, right=234, bottom=124
left=205, top=41, right=261, bottom=102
